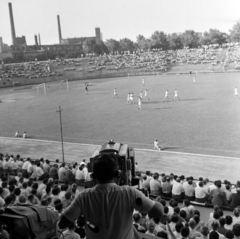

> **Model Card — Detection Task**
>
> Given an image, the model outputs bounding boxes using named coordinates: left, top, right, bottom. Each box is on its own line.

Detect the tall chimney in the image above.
left=34, top=35, right=38, bottom=45
left=57, top=15, right=62, bottom=44
left=8, top=2, right=16, bottom=45
left=38, top=34, right=41, bottom=46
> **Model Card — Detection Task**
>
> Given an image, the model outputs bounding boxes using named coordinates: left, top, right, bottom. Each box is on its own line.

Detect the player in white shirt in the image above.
left=173, top=89, right=180, bottom=100
left=22, top=132, right=27, bottom=139
left=14, top=131, right=19, bottom=138
left=163, top=90, right=169, bottom=101
left=130, top=93, right=134, bottom=104
left=138, top=97, right=142, bottom=110
left=193, top=76, right=196, bottom=83
left=126, top=93, right=131, bottom=104
left=154, top=139, right=161, bottom=151
left=113, top=88, right=118, bottom=98
left=139, top=91, right=143, bottom=100
left=144, top=89, right=149, bottom=100
left=234, top=87, right=238, bottom=97
left=142, top=78, right=145, bottom=86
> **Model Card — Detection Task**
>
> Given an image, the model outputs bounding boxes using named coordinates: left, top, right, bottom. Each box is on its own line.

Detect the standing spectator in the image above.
left=59, top=153, right=163, bottom=239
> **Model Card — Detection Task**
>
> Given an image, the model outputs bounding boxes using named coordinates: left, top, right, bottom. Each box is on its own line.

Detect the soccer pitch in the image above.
left=0, top=72, right=240, bottom=158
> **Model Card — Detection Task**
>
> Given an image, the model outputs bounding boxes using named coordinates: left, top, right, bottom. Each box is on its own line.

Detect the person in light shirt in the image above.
left=35, top=162, right=44, bottom=179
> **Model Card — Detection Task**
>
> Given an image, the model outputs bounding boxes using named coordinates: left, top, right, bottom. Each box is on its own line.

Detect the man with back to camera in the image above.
left=59, top=153, right=164, bottom=239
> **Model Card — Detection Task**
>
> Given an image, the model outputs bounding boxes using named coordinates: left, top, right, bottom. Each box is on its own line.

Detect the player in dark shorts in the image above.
left=85, top=83, right=88, bottom=94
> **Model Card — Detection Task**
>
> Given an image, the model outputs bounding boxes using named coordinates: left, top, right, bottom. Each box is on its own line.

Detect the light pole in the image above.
left=56, top=105, right=65, bottom=162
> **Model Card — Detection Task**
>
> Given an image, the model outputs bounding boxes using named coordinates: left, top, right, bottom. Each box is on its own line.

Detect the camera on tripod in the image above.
left=85, top=139, right=139, bottom=188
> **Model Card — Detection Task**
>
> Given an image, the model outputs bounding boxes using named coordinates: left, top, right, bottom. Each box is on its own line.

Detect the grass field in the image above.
left=0, top=72, right=240, bottom=158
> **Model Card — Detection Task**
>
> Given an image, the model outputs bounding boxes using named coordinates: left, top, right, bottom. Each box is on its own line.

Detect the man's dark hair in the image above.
left=213, top=211, right=220, bottom=220
left=133, top=213, right=141, bottom=223
left=22, top=182, right=28, bottom=189
left=209, top=231, right=219, bottom=239
left=164, top=206, right=169, bottom=214
left=225, top=215, right=233, bottom=225
left=52, top=187, right=60, bottom=195
left=93, top=154, right=118, bottom=181
left=233, top=224, right=240, bottom=237
left=174, top=206, right=180, bottom=214
left=9, top=185, right=15, bottom=193
left=180, top=227, right=190, bottom=238
left=54, top=199, right=61, bottom=205
left=180, top=210, right=187, bottom=219
left=193, top=210, right=200, bottom=216
left=225, top=230, right=234, bottom=239
left=175, top=222, right=184, bottom=233
left=219, top=217, right=225, bottom=226
left=160, top=199, right=166, bottom=207
left=201, top=226, right=209, bottom=237
left=14, top=188, right=21, bottom=196
left=183, top=199, right=190, bottom=207
left=171, top=214, right=179, bottom=223
left=193, top=215, right=200, bottom=225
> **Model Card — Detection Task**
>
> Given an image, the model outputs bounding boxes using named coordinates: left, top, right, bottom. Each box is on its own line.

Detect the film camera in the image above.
left=85, top=139, right=139, bottom=187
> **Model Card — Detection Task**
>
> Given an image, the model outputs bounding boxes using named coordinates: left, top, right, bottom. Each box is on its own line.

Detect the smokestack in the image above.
left=8, top=2, right=16, bottom=45
left=57, top=15, right=62, bottom=44
left=38, top=34, right=41, bottom=46
left=34, top=35, right=38, bottom=46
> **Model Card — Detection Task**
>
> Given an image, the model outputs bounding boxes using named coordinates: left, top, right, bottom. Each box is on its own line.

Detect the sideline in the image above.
left=1, top=136, right=239, bottom=161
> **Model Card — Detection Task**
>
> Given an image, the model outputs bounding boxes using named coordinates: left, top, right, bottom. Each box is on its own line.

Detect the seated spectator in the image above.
left=169, top=214, right=179, bottom=232
left=43, top=160, right=50, bottom=174
left=59, top=184, right=68, bottom=201
left=225, top=184, right=232, bottom=204
left=180, top=210, right=187, bottom=223
left=188, top=218, right=202, bottom=239
left=174, top=222, right=184, bottom=238
left=62, top=191, right=72, bottom=209
left=180, top=226, right=190, bottom=239
left=141, top=175, right=150, bottom=196
left=60, top=222, right=80, bottom=239
left=224, top=215, right=233, bottom=230
left=58, top=163, right=67, bottom=183
left=172, top=178, right=185, bottom=201
left=184, top=179, right=195, bottom=201
left=145, top=220, right=156, bottom=236
left=55, top=203, right=64, bottom=216
left=209, top=221, right=225, bottom=239
left=49, top=164, right=59, bottom=179
left=153, top=217, right=166, bottom=233
left=133, top=213, right=146, bottom=233
left=218, top=217, right=227, bottom=236
left=162, top=177, right=173, bottom=197
left=225, top=230, right=234, bottom=239
left=150, top=174, right=162, bottom=196
left=232, top=224, right=240, bottom=239
left=0, top=218, right=10, bottom=239
left=195, top=182, right=209, bottom=203
left=193, top=215, right=204, bottom=232
left=230, top=181, right=240, bottom=209
left=196, top=226, right=209, bottom=239
left=209, top=231, right=219, bottom=239
left=168, top=199, right=178, bottom=217
left=232, top=208, right=240, bottom=225
left=50, top=187, right=60, bottom=207
left=210, top=181, right=227, bottom=206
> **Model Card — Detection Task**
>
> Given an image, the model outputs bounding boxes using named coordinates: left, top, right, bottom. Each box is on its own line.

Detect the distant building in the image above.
left=0, top=37, right=3, bottom=53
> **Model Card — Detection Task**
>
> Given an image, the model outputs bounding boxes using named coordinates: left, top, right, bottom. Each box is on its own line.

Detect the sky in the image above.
left=1, top=0, right=240, bottom=46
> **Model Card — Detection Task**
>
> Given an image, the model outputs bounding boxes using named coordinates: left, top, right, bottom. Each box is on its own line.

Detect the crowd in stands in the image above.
left=0, top=61, right=61, bottom=83
left=1, top=153, right=240, bottom=239
left=2, top=44, right=240, bottom=84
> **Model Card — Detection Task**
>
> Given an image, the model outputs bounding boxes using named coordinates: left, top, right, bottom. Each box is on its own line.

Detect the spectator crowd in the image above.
left=1, top=153, right=240, bottom=239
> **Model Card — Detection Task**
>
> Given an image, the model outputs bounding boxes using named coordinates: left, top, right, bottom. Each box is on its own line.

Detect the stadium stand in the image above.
left=1, top=152, right=240, bottom=239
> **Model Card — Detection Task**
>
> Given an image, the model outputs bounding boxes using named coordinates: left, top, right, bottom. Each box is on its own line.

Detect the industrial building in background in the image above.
left=3, top=2, right=102, bottom=59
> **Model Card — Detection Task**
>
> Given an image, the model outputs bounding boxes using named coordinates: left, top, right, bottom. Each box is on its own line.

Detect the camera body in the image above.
left=85, top=140, right=139, bottom=187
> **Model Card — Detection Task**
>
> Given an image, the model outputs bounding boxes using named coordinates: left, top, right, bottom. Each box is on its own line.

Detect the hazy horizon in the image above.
left=1, top=0, right=240, bottom=46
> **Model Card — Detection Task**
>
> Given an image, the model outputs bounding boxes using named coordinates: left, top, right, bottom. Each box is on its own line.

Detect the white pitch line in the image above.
left=1, top=136, right=239, bottom=161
